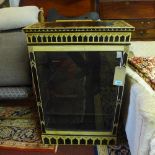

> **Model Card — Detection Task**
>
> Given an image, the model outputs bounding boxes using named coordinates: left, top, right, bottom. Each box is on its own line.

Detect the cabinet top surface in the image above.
left=24, top=20, right=134, bottom=32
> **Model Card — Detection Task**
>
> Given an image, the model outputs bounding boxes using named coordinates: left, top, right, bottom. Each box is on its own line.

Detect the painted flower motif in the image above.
left=151, top=68, right=155, bottom=77
left=108, top=145, right=130, bottom=155
left=121, top=148, right=129, bottom=154
left=128, top=56, right=155, bottom=90
left=0, top=127, right=13, bottom=139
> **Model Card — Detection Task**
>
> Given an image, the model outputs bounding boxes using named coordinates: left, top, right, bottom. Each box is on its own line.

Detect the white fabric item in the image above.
left=139, top=94, right=155, bottom=122
left=150, top=137, right=155, bottom=155
left=0, top=6, right=39, bottom=30
left=126, top=66, right=155, bottom=97
left=125, top=41, right=155, bottom=155
left=130, top=41, right=155, bottom=57
left=125, top=84, right=139, bottom=155
left=125, top=83, right=155, bottom=155
left=150, top=150, right=155, bottom=155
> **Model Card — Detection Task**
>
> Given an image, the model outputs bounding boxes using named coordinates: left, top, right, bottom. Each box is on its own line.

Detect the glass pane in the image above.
left=35, top=51, right=121, bottom=132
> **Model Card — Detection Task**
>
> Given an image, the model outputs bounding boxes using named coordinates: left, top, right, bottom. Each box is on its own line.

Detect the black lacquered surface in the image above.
left=25, top=20, right=134, bottom=32
left=35, top=51, right=121, bottom=132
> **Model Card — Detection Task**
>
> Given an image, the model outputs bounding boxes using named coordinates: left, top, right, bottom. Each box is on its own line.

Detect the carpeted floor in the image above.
left=0, top=102, right=56, bottom=152
left=0, top=100, right=130, bottom=155
left=97, top=145, right=131, bottom=155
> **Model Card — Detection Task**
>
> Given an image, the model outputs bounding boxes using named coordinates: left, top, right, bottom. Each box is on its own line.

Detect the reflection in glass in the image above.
left=35, top=51, right=120, bottom=132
